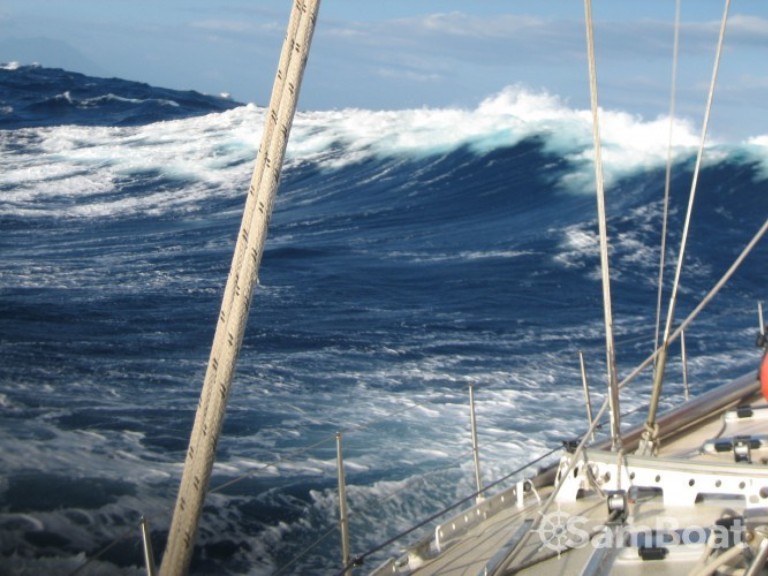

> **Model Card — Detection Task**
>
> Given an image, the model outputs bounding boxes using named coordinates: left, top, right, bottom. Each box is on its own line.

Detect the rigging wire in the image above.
left=669, top=218, right=768, bottom=343
left=70, top=255, right=767, bottom=576
left=334, top=445, right=562, bottom=576
left=654, top=0, right=682, bottom=359
left=67, top=232, right=766, bottom=576
left=62, top=378, right=561, bottom=576
left=618, top=216, right=768, bottom=396
left=66, top=524, right=140, bottom=576
left=208, top=389, right=491, bottom=495
left=641, top=0, right=732, bottom=453
left=583, top=0, right=622, bottom=452
left=492, top=213, right=767, bottom=575
left=271, top=524, right=339, bottom=576
left=67, top=209, right=766, bottom=576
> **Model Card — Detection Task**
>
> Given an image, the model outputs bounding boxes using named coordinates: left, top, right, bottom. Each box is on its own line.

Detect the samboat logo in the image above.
left=533, top=507, right=746, bottom=553
left=533, top=508, right=587, bottom=553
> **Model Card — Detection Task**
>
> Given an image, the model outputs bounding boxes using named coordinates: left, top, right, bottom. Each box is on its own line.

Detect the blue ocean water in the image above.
left=0, top=64, right=766, bottom=575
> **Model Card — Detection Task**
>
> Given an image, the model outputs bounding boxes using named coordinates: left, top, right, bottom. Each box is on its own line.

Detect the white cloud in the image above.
left=418, top=12, right=552, bottom=39
left=375, top=66, right=441, bottom=82
left=189, top=20, right=284, bottom=34
left=728, top=14, right=768, bottom=37
left=189, top=20, right=259, bottom=33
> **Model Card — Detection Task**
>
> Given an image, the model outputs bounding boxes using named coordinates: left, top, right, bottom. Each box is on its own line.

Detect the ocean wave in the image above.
left=2, top=98, right=765, bottom=222
left=1, top=65, right=766, bottom=575
left=0, top=65, right=239, bottom=129
left=5, top=73, right=768, bottom=222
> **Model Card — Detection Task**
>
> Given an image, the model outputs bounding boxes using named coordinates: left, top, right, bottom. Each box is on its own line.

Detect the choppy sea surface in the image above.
left=1, top=64, right=767, bottom=575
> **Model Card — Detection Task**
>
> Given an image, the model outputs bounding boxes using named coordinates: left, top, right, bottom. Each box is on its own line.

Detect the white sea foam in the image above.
left=743, top=135, right=768, bottom=178
left=387, top=249, right=532, bottom=263
left=2, top=84, right=764, bottom=220
left=289, top=84, right=737, bottom=190
left=554, top=226, right=599, bottom=269
left=80, top=93, right=181, bottom=108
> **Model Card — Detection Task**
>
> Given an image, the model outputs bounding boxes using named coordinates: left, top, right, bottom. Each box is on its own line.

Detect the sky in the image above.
left=1, top=0, right=768, bottom=140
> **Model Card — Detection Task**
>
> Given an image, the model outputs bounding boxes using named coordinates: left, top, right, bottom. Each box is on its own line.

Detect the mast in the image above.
left=159, top=2, right=321, bottom=575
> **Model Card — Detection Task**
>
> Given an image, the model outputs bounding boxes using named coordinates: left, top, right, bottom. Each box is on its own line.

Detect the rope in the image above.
left=161, top=2, right=321, bottom=575
left=654, top=0, right=682, bottom=358
left=178, top=0, right=306, bottom=517
left=584, top=0, right=622, bottom=452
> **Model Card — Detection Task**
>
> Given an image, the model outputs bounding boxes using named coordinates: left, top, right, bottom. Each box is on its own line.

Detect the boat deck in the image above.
left=371, top=375, right=768, bottom=575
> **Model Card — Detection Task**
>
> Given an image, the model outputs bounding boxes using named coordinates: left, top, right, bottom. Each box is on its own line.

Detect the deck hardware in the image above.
left=681, top=330, right=690, bottom=400
left=140, top=516, right=157, bottom=576
left=515, top=478, right=541, bottom=510
left=738, top=406, right=755, bottom=419
left=563, top=439, right=580, bottom=454
left=744, top=530, right=768, bottom=576
left=579, top=351, right=595, bottom=441
left=638, top=545, right=669, bottom=561
left=709, top=436, right=761, bottom=455
left=336, top=432, right=351, bottom=576
left=735, top=436, right=754, bottom=463
left=714, top=516, right=746, bottom=549
left=468, top=385, right=484, bottom=503
left=606, top=490, right=628, bottom=525
left=515, top=479, right=528, bottom=509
